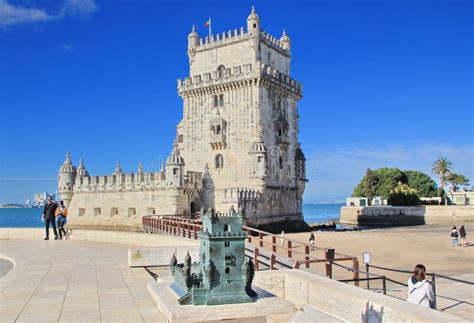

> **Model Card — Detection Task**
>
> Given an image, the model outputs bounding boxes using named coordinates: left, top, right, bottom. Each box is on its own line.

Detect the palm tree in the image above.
left=432, top=157, right=453, bottom=205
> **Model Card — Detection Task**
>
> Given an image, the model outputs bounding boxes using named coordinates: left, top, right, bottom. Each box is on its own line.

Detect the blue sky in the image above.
left=0, top=0, right=472, bottom=204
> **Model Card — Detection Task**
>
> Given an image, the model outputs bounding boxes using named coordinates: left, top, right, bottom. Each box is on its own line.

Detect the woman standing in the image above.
left=407, top=264, right=434, bottom=308
left=459, top=225, right=467, bottom=247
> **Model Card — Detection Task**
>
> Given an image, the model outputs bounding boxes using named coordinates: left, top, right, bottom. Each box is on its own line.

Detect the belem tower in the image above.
left=57, top=8, right=308, bottom=232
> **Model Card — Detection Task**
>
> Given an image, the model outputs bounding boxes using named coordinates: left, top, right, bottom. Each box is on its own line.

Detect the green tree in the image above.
left=388, top=182, right=421, bottom=206
left=446, top=173, right=470, bottom=191
left=404, top=170, right=438, bottom=197
left=352, top=167, right=407, bottom=198
left=364, top=168, right=378, bottom=205
left=432, top=157, right=453, bottom=204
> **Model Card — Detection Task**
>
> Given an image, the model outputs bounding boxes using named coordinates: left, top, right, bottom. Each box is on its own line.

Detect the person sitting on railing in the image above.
left=407, top=264, right=434, bottom=309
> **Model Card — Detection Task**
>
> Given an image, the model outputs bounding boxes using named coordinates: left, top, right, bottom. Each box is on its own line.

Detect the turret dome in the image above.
left=59, top=152, right=76, bottom=173
left=77, top=158, right=89, bottom=176
left=166, top=141, right=185, bottom=165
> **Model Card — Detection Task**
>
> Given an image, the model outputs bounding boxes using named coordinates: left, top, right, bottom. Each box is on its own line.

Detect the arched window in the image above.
left=215, top=154, right=224, bottom=169
left=219, top=94, right=224, bottom=107
left=216, top=125, right=221, bottom=135
left=213, top=95, right=218, bottom=108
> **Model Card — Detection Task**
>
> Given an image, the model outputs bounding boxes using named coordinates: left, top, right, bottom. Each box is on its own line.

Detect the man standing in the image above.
left=42, top=196, right=58, bottom=240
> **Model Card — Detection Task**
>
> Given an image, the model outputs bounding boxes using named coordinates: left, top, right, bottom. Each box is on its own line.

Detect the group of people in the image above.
left=42, top=196, right=68, bottom=240
left=450, top=225, right=468, bottom=247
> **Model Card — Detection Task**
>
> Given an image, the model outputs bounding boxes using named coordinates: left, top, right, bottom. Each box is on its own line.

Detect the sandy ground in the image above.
left=286, top=223, right=474, bottom=279
left=275, top=224, right=474, bottom=318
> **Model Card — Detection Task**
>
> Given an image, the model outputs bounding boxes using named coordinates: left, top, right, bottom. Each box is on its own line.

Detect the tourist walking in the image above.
left=55, top=200, right=68, bottom=240
left=451, top=226, right=459, bottom=247
left=459, top=225, right=467, bottom=247
left=309, top=232, right=315, bottom=251
left=42, top=196, right=58, bottom=240
left=407, top=264, right=434, bottom=308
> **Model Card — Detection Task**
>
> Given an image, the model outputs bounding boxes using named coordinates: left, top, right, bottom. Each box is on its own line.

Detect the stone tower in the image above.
left=57, top=152, right=77, bottom=206
left=176, top=8, right=308, bottom=231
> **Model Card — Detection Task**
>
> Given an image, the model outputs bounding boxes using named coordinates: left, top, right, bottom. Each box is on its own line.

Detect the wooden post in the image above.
left=188, top=224, right=191, bottom=239
left=272, top=236, right=276, bottom=252
left=324, top=248, right=335, bottom=279
left=248, top=235, right=252, bottom=243
left=270, top=253, right=276, bottom=270
left=305, top=245, right=310, bottom=268
left=293, top=261, right=300, bottom=269
left=353, top=258, right=360, bottom=287
left=259, top=232, right=263, bottom=247
left=287, top=240, right=292, bottom=258
left=254, top=248, right=260, bottom=271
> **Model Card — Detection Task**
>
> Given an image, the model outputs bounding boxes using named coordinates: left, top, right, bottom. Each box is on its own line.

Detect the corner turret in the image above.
left=246, top=6, right=260, bottom=36
left=165, top=141, right=185, bottom=187
left=188, top=25, right=199, bottom=63
left=77, top=158, right=89, bottom=177
left=57, top=152, right=76, bottom=206
left=280, top=29, right=291, bottom=51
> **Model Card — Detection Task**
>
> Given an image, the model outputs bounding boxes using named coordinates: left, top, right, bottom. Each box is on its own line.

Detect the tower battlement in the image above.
left=191, top=29, right=289, bottom=56
left=177, top=62, right=301, bottom=97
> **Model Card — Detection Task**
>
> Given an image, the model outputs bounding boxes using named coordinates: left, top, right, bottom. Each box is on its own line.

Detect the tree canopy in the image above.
left=352, top=167, right=408, bottom=198
left=404, top=170, right=438, bottom=197
left=388, top=182, right=421, bottom=206
left=446, top=173, right=470, bottom=191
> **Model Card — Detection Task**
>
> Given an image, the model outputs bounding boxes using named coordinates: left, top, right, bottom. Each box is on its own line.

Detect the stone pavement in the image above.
left=0, top=239, right=168, bottom=322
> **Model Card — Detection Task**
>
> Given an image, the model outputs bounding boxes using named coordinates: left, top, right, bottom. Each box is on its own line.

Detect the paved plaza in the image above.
left=0, top=239, right=166, bottom=322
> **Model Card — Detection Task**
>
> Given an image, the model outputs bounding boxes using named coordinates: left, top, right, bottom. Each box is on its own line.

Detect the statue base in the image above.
left=148, top=280, right=295, bottom=323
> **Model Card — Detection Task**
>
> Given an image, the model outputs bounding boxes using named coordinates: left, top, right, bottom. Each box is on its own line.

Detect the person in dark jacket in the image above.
left=459, top=225, right=467, bottom=247
left=42, top=196, right=58, bottom=240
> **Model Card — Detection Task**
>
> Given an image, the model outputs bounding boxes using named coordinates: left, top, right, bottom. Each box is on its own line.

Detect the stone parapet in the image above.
left=339, top=206, right=474, bottom=225
left=254, top=269, right=465, bottom=322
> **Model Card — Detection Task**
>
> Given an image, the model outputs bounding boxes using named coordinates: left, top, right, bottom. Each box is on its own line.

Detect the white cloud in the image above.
left=303, top=143, right=474, bottom=202
left=62, top=44, right=73, bottom=51
left=59, top=0, right=98, bottom=17
left=0, top=0, right=54, bottom=26
left=0, top=0, right=98, bottom=27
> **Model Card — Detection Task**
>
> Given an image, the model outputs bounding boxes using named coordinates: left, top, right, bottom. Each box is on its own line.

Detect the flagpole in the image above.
left=208, top=17, right=212, bottom=39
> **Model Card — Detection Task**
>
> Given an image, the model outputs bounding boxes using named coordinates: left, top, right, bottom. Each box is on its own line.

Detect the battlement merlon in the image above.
left=177, top=63, right=302, bottom=99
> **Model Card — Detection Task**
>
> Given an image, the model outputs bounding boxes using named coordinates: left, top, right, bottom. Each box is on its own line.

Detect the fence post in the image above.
left=382, top=276, right=387, bottom=295
left=272, top=236, right=276, bottom=252
left=305, top=245, right=310, bottom=269
left=431, top=273, right=437, bottom=310
left=259, top=232, right=263, bottom=247
left=325, top=248, right=335, bottom=279
left=287, top=240, right=292, bottom=258
left=270, top=253, right=276, bottom=270
left=353, top=257, right=359, bottom=287
left=254, top=248, right=260, bottom=271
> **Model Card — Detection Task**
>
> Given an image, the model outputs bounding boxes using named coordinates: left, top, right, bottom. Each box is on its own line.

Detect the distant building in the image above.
left=346, top=196, right=388, bottom=207
left=446, top=191, right=474, bottom=206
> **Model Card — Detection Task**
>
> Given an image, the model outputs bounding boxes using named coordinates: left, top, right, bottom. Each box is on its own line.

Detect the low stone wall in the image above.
left=0, top=228, right=197, bottom=247
left=339, top=206, right=474, bottom=225
left=254, top=269, right=465, bottom=322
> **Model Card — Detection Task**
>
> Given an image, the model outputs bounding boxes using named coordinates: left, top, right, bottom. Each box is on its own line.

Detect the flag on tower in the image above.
left=204, top=17, right=212, bottom=38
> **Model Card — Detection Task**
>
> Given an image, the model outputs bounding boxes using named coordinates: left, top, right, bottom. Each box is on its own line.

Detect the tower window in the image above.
left=279, top=156, right=283, bottom=169
left=216, top=125, right=221, bottom=135
left=225, top=267, right=230, bottom=274
left=173, top=168, right=178, bottom=175
left=215, top=154, right=224, bottom=169
left=213, top=95, right=219, bottom=108
left=219, top=94, right=224, bottom=107
left=253, top=24, right=256, bottom=28
left=178, top=135, right=183, bottom=143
